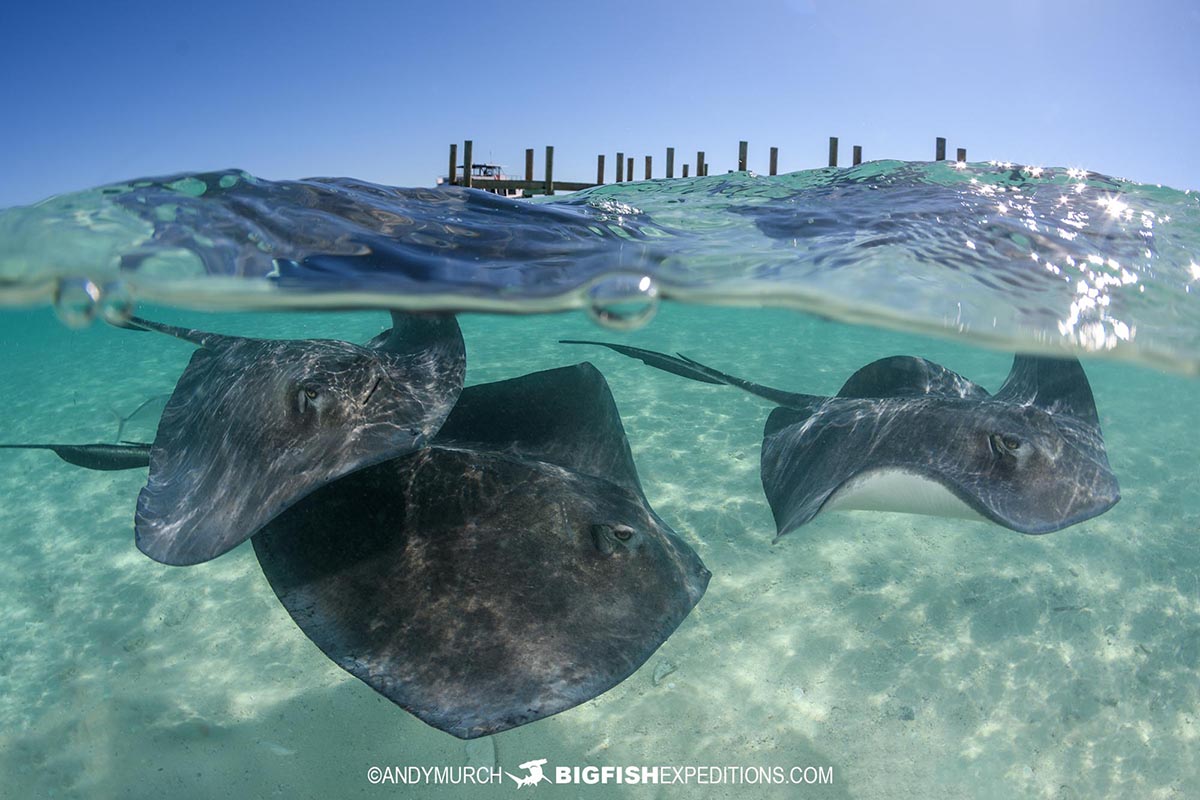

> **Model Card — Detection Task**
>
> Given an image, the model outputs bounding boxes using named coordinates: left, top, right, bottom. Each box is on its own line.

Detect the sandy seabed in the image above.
left=0, top=305, right=1196, bottom=800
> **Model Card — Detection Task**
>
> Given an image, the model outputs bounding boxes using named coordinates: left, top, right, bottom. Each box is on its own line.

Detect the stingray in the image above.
left=123, top=311, right=465, bottom=565
left=562, top=341, right=1120, bottom=537
left=0, top=442, right=153, bottom=470
left=252, top=362, right=710, bottom=738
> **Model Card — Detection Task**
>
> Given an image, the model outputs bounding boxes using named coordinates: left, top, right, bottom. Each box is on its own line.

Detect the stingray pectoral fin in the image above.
left=759, top=405, right=830, bottom=539
left=994, top=355, right=1101, bottom=427
left=372, top=311, right=464, bottom=356
left=435, top=362, right=644, bottom=496
left=0, top=443, right=151, bottom=470
left=836, top=355, right=989, bottom=400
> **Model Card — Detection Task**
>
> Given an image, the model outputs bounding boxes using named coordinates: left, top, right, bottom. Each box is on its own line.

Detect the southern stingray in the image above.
left=118, top=312, right=463, bottom=565
left=253, top=362, right=709, bottom=738
left=13, top=363, right=711, bottom=738
left=563, top=341, right=1120, bottom=537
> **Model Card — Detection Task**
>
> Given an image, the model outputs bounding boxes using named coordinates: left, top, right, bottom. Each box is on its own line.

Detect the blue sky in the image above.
left=1, top=0, right=1198, bottom=207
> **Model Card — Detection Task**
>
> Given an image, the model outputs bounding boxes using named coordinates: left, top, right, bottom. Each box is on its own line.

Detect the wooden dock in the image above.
left=443, top=136, right=969, bottom=197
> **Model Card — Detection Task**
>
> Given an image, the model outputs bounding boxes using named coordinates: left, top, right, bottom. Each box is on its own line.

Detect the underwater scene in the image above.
left=0, top=163, right=1198, bottom=799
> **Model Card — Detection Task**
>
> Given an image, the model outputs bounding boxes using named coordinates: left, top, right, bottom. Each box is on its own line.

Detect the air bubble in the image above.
left=584, top=272, right=660, bottom=331
left=53, top=278, right=102, bottom=328
left=99, top=281, right=136, bottom=325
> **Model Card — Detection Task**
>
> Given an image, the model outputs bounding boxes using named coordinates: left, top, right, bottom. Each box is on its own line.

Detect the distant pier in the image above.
left=441, top=136, right=970, bottom=197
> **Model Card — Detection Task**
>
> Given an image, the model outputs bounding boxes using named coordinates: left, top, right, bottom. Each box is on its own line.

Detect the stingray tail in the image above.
left=0, top=443, right=151, bottom=470
left=109, top=315, right=234, bottom=348
left=559, top=340, right=814, bottom=409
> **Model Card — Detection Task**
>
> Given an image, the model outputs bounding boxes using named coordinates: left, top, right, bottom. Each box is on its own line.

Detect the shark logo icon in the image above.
left=506, top=758, right=551, bottom=788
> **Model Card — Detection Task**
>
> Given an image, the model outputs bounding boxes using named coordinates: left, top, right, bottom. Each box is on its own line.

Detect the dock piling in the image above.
left=439, top=137, right=974, bottom=196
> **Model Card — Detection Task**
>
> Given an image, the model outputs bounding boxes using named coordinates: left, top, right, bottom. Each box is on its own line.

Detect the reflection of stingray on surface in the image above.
left=564, top=341, right=1120, bottom=537
left=126, top=311, right=465, bottom=565
left=254, top=363, right=710, bottom=738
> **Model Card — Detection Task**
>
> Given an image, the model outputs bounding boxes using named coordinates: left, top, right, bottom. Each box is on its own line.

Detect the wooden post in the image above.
left=935, top=137, right=946, bottom=160
left=666, top=147, right=675, bottom=178
left=616, top=152, right=624, bottom=182
left=626, top=156, right=633, bottom=181
left=738, top=140, right=748, bottom=171
left=696, top=151, right=705, bottom=177
left=544, top=146, right=554, bottom=196
left=447, top=143, right=457, bottom=186
left=956, top=147, right=967, bottom=163
left=683, top=164, right=690, bottom=178
left=645, top=155, right=652, bottom=179
left=769, top=146, right=778, bottom=176
left=828, top=137, right=838, bottom=167
left=525, top=148, right=534, bottom=182
left=462, top=140, right=473, bottom=188
left=852, top=145, right=862, bottom=166
left=596, top=154, right=606, bottom=184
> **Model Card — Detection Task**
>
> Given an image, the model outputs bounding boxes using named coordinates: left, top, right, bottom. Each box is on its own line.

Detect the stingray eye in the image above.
left=296, top=385, right=322, bottom=414
left=991, top=433, right=1023, bottom=456
left=590, top=523, right=638, bottom=554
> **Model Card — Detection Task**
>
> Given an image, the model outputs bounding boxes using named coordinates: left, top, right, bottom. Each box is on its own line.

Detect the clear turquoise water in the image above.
left=1, top=300, right=1197, bottom=799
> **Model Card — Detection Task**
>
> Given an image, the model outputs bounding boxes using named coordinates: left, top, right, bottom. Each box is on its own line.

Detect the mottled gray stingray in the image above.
left=128, top=312, right=465, bottom=565
left=252, top=362, right=710, bottom=739
left=563, top=341, right=1120, bottom=537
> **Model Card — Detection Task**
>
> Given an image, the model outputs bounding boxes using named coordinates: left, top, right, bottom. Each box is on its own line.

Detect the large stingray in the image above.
left=127, top=312, right=465, bottom=565
left=563, top=341, right=1120, bottom=537
left=253, top=362, right=710, bottom=738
